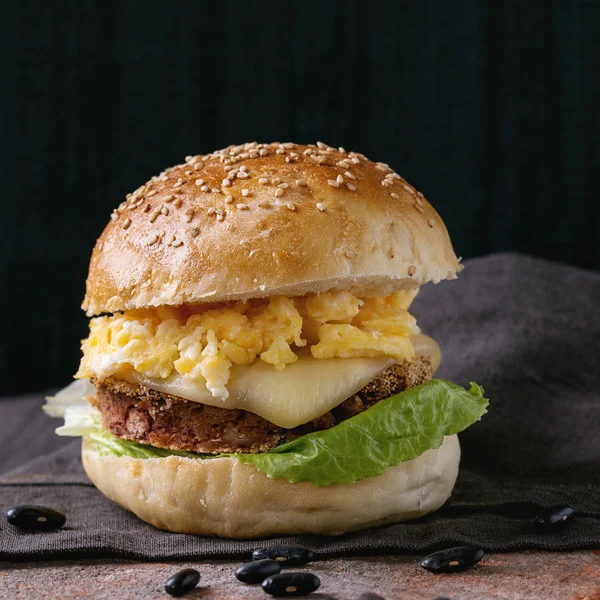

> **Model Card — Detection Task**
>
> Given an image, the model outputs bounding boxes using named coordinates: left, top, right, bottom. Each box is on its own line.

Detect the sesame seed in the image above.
left=351, top=157, right=360, bottom=164
left=149, top=212, right=159, bottom=223
left=195, top=179, right=205, bottom=186
left=215, top=208, right=224, bottom=215
left=417, top=191, right=424, bottom=198
left=337, top=160, right=350, bottom=168
left=382, top=179, right=393, bottom=187
left=259, top=200, right=271, bottom=208
left=222, top=178, right=231, bottom=187
left=403, top=185, right=415, bottom=195
left=173, top=198, right=182, bottom=208
left=172, top=240, right=184, bottom=247
left=224, top=194, right=233, bottom=204
left=278, top=182, right=289, bottom=189
left=415, top=203, right=425, bottom=213
left=316, top=202, right=325, bottom=212
left=122, top=218, right=131, bottom=230
left=216, top=214, right=224, bottom=221
left=391, top=192, right=400, bottom=199
left=408, top=265, right=417, bottom=276
left=328, top=179, right=340, bottom=188
left=201, top=185, right=209, bottom=192
left=415, top=196, right=423, bottom=206
left=258, top=177, right=268, bottom=184
left=428, top=218, right=435, bottom=227
left=316, top=141, right=327, bottom=149
left=344, top=171, right=356, bottom=180
left=239, top=165, right=247, bottom=172
left=167, top=235, right=175, bottom=246
left=148, top=234, right=158, bottom=245
left=160, top=175, right=169, bottom=181
left=286, top=202, right=297, bottom=211
left=242, top=188, right=250, bottom=197
left=296, top=180, right=307, bottom=187
left=237, top=171, right=249, bottom=178
left=346, top=183, right=356, bottom=191
left=164, top=195, right=174, bottom=202
left=236, top=203, right=249, bottom=210
left=275, top=188, right=284, bottom=197
left=336, top=174, right=344, bottom=184
left=147, top=190, right=157, bottom=197
left=185, top=208, right=194, bottom=215
left=110, top=213, right=118, bottom=222
left=276, top=148, right=285, bottom=154
left=161, top=206, right=169, bottom=215
left=345, top=250, right=357, bottom=258
left=173, top=179, right=184, bottom=188
left=143, top=204, right=152, bottom=213
left=184, top=215, right=192, bottom=223
left=272, top=178, right=281, bottom=185
left=193, top=162, right=204, bottom=170
left=339, top=146, right=346, bottom=153
left=191, top=227, right=200, bottom=237
left=185, top=155, right=193, bottom=162
left=208, top=207, right=216, bottom=215
left=259, top=149, right=268, bottom=156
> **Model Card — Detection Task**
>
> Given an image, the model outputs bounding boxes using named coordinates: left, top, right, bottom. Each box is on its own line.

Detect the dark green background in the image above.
left=1, top=1, right=598, bottom=394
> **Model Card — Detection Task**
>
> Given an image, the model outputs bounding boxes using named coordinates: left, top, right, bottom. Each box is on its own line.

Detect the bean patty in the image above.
left=91, top=356, right=432, bottom=454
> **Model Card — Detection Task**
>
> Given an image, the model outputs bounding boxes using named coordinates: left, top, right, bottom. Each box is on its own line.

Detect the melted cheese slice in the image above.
left=123, top=354, right=394, bottom=429
left=121, top=335, right=440, bottom=430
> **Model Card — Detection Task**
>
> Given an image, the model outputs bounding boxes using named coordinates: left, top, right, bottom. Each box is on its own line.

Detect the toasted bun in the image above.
left=81, top=434, right=459, bottom=538
left=83, top=142, right=461, bottom=315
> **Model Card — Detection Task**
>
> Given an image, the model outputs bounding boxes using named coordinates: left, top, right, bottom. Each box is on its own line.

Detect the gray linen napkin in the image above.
left=1, top=253, right=599, bottom=559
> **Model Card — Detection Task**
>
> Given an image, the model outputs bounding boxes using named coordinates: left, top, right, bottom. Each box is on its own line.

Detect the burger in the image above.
left=45, top=141, right=488, bottom=538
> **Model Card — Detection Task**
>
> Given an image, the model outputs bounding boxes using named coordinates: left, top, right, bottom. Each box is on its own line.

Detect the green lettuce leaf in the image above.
left=45, top=378, right=488, bottom=487
left=238, top=380, right=488, bottom=486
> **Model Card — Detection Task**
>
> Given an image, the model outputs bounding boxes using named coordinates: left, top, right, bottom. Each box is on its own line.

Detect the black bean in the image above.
left=5, top=505, right=66, bottom=531
left=262, top=572, right=320, bottom=596
left=252, top=546, right=314, bottom=566
left=534, top=504, right=575, bottom=532
left=236, top=559, right=281, bottom=584
left=164, top=568, right=200, bottom=597
left=420, top=546, right=484, bottom=573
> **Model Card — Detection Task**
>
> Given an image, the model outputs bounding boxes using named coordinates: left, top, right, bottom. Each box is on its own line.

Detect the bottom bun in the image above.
left=82, top=435, right=460, bottom=538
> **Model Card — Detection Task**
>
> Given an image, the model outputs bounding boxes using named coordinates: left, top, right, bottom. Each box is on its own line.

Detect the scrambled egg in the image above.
left=77, top=289, right=420, bottom=400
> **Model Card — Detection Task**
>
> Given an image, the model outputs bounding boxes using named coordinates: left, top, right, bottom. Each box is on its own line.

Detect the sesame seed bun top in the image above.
left=82, top=141, right=462, bottom=316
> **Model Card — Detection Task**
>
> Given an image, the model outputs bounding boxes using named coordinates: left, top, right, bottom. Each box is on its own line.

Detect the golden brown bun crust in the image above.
left=81, top=434, right=460, bottom=538
left=83, top=142, right=461, bottom=316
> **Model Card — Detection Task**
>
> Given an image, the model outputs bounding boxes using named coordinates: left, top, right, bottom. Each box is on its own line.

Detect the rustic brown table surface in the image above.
left=1, top=551, right=599, bottom=600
